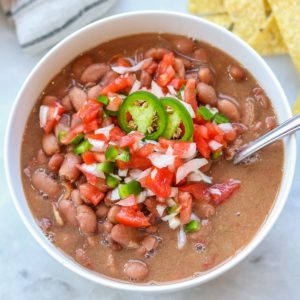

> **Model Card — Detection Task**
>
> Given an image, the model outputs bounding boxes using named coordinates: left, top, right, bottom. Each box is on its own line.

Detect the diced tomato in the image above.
left=172, top=142, right=194, bottom=157
left=177, top=191, right=192, bottom=224
left=208, top=179, right=240, bottom=205
left=116, top=57, right=132, bottom=67
left=119, top=131, right=144, bottom=148
left=86, top=133, right=107, bottom=141
left=155, top=52, right=176, bottom=87
left=81, top=151, right=96, bottom=164
left=76, top=165, right=98, bottom=185
left=129, top=155, right=152, bottom=170
left=173, top=156, right=184, bottom=170
left=140, top=167, right=173, bottom=198
left=223, top=128, right=237, bottom=141
left=106, top=94, right=123, bottom=112
left=60, top=123, right=85, bottom=145
left=116, top=206, right=150, bottom=227
left=158, top=137, right=174, bottom=149
left=156, top=65, right=175, bottom=87
left=116, top=159, right=129, bottom=170
left=116, top=195, right=138, bottom=209
left=135, top=143, right=155, bottom=157
left=143, top=61, right=158, bottom=74
left=179, top=183, right=211, bottom=202
left=110, top=126, right=126, bottom=142
left=79, top=183, right=104, bottom=206
left=193, top=114, right=206, bottom=125
left=184, top=78, right=198, bottom=112
left=76, top=99, right=101, bottom=124
left=101, top=75, right=134, bottom=95
left=194, top=124, right=211, bottom=158
left=43, top=102, right=65, bottom=133
left=206, top=122, right=223, bottom=139
left=169, top=78, right=186, bottom=90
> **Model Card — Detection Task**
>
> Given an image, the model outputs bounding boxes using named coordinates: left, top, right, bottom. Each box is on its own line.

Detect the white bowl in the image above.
left=4, top=11, right=297, bottom=293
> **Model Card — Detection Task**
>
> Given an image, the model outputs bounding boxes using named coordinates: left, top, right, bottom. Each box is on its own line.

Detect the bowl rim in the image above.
left=4, top=10, right=297, bottom=293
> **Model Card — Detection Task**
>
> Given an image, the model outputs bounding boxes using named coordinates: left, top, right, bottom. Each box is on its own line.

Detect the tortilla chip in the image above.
left=224, top=0, right=266, bottom=42
left=249, top=14, right=287, bottom=55
left=205, top=14, right=233, bottom=29
left=268, top=0, right=300, bottom=74
left=293, top=93, right=300, bottom=115
left=188, top=0, right=226, bottom=15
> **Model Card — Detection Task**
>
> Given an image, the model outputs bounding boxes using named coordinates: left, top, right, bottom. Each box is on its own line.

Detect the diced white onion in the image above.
left=190, top=212, right=200, bottom=221
left=167, top=85, right=177, bottom=95
left=39, top=105, right=49, bottom=128
left=95, top=124, right=114, bottom=138
left=209, top=188, right=222, bottom=196
left=146, top=188, right=155, bottom=196
left=179, top=99, right=195, bottom=118
left=182, top=143, right=197, bottom=159
left=218, top=123, right=233, bottom=133
left=129, top=169, right=142, bottom=179
left=166, top=145, right=173, bottom=156
left=176, top=158, right=208, bottom=184
left=187, top=170, right=212, bottom=184
left=167, top=198, right=177, bottom=207
left=162, top=212, right=179, bottom=221
left=88, top=139, right=107, bottom=152
left=111, top=188, right=120, bottom=201
left=118, top=169, right=128, bottom=177
left=129, top=80, right=141, bottom=94
left=80, top=163, right=105, bottom=179
left=148, top=153, right=175, bottom=168
left=169, top=216, right=181, bottom=229
left=144, top=139, right=159, bottom=145
left=205, top=104, right=218, bottom=115
left=150, top=168, right=158, bottom=180
left=124, top=176, right=133, bottom=183
left=136, top=168, right=151, bottom=181
left=170, top=187, right=178, bottom=198
left=156, top=204, right=166, bottom=217
left=208, top=140, right=223, bottom=151
left=151, top=80, right=165, bottom=98
left=177, top=226, right=187, bottom=249
left=111, top=58, right=153, bottom=74
left=136, top=191, right=147, bottom=204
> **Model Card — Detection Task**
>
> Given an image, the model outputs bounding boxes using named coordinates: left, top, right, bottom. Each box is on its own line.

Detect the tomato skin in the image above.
left=119, top=132, right=144, bottom=148
left=101, top=75, right=134, bottom=95
left=116, top=57, right=132, bottom=67
left=156, top=65, right=176, bottom=87
left=44, top=102, right=65, bottom=134
left=76, top=165, right=98, bottom=185
left=208, top=180, right=240, bottom=205
left=179, top=183, right=211, bottom=202
left=193, top=124, right=211, bottom=158
left=177, top=191, right=192, bottom=224
left=156, top=52, right=176, bottom=87
left=106, top=95, right=123, bottom=112
left=79, top=183, right=105, bottom=206
left=169, top=78, right=186, bottom=90
left=184, top=78, right=198, bottom=112
left=77, top=99, right=101, bottom=124
left=81, top=151, right=96, bottom=164
left=129, top=155, right=152, bottom=170
left=86, top=133, right=107, bottom=142
left=110, top=126, right=125, bottom=142
left=135, top=144, right=155, bottom=157
left=116, top=207, right=150, bottom=227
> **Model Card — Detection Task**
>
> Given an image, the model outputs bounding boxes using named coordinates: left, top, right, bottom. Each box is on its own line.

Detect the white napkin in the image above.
left=0, top=0, right=117, bottom=55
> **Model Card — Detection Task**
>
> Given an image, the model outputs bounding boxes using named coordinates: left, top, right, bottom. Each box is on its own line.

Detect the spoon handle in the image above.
left=233, top=114, right=300, bottom=165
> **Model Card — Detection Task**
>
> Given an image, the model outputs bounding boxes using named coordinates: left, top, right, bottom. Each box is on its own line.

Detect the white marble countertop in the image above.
left=0, top=1, right=299, bottom=299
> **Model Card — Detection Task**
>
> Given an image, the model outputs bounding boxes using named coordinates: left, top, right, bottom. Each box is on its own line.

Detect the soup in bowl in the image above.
left=5, top=12, right=296, bottom=292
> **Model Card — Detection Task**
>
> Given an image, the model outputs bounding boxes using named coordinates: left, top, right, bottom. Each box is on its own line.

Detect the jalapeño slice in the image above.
left=118, top=91, right=167, bottom=140
left=161, top=97, right=194, bottom=141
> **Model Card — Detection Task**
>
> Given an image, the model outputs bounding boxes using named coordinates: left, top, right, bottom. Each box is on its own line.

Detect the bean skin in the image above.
left=218, top=99, right=241, bottom=122
left=174, top=58, right=185, bottom=79
left=242, top=98, right=256, bottom=126
left=42, top=133, right=60, bottom=156
left=198, top=67, right=214, bottom=85
left=228, top=65, right=246, bottom=81
left=71, top=189, right=83, bottom=206
left=59, top=153, right=82, bottom=182
left=145, top=48, right=170, bottom=60
left=95, top=204, right=109, bottom=218
left=76, top=205, right=97, bottom=235
left=124, top=260, right=149, bottom=281
left=173, top=37, right=194, bottom=54
left=68, top=87, right=87, bottom=111
left=194, top=203, right=215, bottom=219
left=87, top=85, right=102, bottom=99
left=110, top=224, right=141, bottom=249
left=61, top=95, right=73, bottom=111
left=193, top=48, right=209, bottom=63
left=58, top=199, right=78, bottom=226
left=107, top=206, right=121, bottom=224
left=197, top=82, right=218, bottom=106
left=80, top=63, right=109, bottom=84
left=71, top=54, right=93, bottom=78
left=140, top=70, right=152, bottom=88
left=48, top=153, right=64, bottom=172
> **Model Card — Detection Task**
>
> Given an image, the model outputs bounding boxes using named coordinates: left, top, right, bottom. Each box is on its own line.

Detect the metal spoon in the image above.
left=233, top=114, right=300, bottom=165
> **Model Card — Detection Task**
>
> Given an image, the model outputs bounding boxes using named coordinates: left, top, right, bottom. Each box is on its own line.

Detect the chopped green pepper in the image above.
left=116, top=148, right=130, bottom=162
left=70, top=133, right=84, bottom=145
left=74, top=140, right=91, bottom=155
left=198, top=106, right=214, bottom=121
left=118, top=180, right=141, bottom=198
left=58, top=131, right=67, bottom=142
left=161, top=97, right=194, bottom=141
left=97, top=95, right=109, bottom=105
left=213, top=113, right=229, bottom=124
left=106, top=174, right=120, bottom=188
left=105, top=109, right=118, bottom=116
left=167, top=204, right=180, bottom=214
left=118, top=91, right=167, bottom=140
left=177, top=84, right=185, bottom=99
left=184, top=220, right=201, bottom=233
left=211, top=150, right=222, bottom=160
left=97, top=162, right=115, bottom=174
left=105, top=145, right=119, bottom=161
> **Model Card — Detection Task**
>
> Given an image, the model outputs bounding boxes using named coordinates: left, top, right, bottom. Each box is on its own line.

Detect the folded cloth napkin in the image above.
left=0, top=0, right=117, bottom=55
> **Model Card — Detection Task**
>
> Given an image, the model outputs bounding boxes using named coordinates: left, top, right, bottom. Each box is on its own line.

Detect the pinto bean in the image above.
left=42, top=133, right=60, bottom=156
left=218, top=99, right=241, bottom=122
left=242, top=98, right=256, bottom=126
left=110, top=224, right=141, bottom=249
left=48, top=153, right=64, bottom=172
left=145, top=48, right=170, bottom=60
left=71, top=189, right=83, bottom=206
left=124, top=260, right=149, bottom=281
left=107, top=205, right=121, bottom=224
left=98, top=220, right=113, bottom=234
left=71, top=54, right=93, bottom=78
left=174, top=58, right=185, bottom=79
left=42, top=95, right=57, bottom=106
left=173, top=37, right=194, bottom=54
left=95, top=204, right=109, bottom=218
left=100, top=70, right=118, bottom=87
left=75, top=248, right=92, bottom=267
left=76, top=205, right=97, bottom=235
left=194, top=203, right=215, bottom=219
left=193, top=48, right=209, bottom=63
left=228, top=65, right=246, bottom=81
left=61, top=95, right=73, bottom=111
left=31, top=169, right=61, bottom=198
left=265, top=116, right=277, bottom=131
left=142, top=235, right=158, bottom=252
left=80, top=63, right=109, bottom=84
left=140, top=70, right=152, bottom=88
left=253, top=87, right=269, bottom=109
left=58, top=199, right=78, bottom=226
left=224, top=137, right=243, bottom=160
left=185, top=72, right=198, bottom=81
left=198, top=67, right=214, bottom=85
left=87, top=85, right=102, bottom=99
left=59, top=153, right=82, bottom=182
left=69, top=87, right=87, bottom=111
left=36, top=149, right=48, bottom=164
left=197, top=82, right=217, bottom=106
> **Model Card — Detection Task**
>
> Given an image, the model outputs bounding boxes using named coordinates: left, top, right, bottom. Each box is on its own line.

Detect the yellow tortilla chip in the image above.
left=205, top=14, right=233, bottom=29
left=268, top=0, right=300, bottom=74
left=188, top=0, right=226, bottom=15
left=249, top=14, right=287, bottom=55
left=224, top=0, right=266, bottom=42
left=293, top=93, right=300, bottom=115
